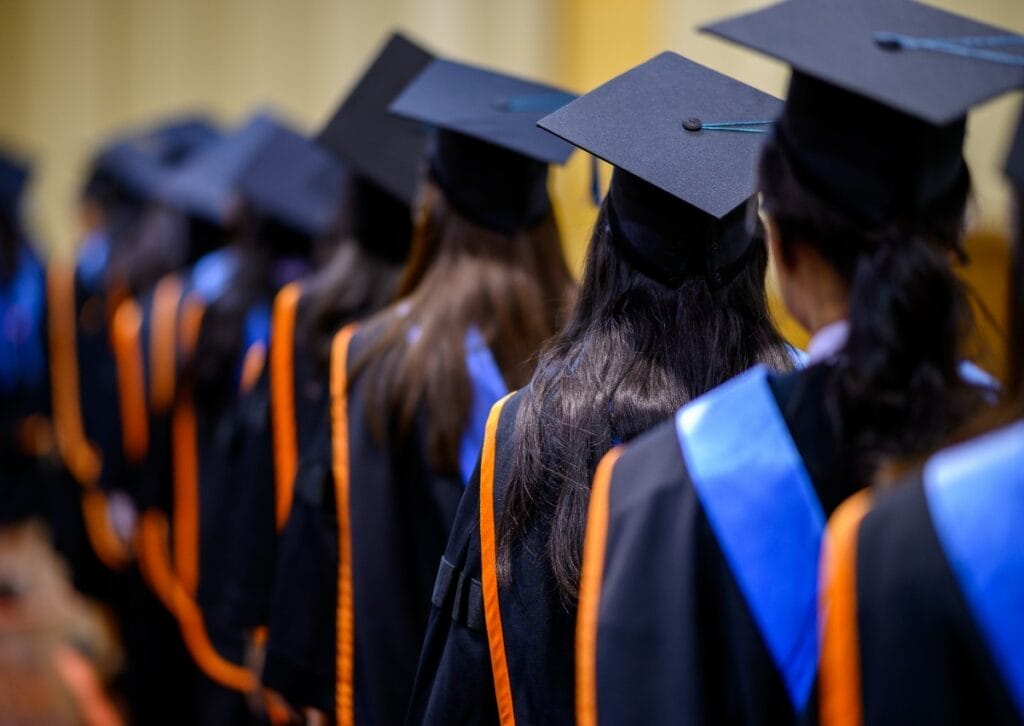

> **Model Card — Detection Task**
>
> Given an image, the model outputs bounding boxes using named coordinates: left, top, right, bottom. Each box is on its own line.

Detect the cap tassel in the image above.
left=589, top=156, right=602, bottom=205
left=683, top=117, right=772, bottom=134
left=874, top=32, right=1024, bottom=67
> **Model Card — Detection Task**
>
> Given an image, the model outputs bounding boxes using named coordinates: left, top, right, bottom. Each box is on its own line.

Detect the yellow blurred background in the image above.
left=1, top=0, right=1021, bottom=368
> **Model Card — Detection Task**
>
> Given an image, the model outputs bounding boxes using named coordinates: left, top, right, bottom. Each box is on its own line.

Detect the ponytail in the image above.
left=759, top=135, right=984, bottom=484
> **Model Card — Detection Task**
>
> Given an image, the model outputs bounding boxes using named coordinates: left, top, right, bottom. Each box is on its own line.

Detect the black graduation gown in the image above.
left=262, top=320, right=465, bottom=724
left=1, top=244, right=56, bottom=525
left=580, top=363, right=859, bottom=726
left=818, top=420, right=1023, bottom=726
left=217, top=281, right=324, bottom=636
left=46, top=244, right=133, bottom=598
left=408, top=386, right=586, bottom=726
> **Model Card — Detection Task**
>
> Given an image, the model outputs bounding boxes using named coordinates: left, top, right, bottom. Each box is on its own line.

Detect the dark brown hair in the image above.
left=498, top=200, right=794, bottom=601
left=357, top=180, right=575, bottom=478
left=759, top=133, right=985, bottom=485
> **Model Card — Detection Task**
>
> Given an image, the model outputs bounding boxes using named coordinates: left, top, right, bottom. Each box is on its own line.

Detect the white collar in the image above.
left=806, top=319, right=849, bottom=365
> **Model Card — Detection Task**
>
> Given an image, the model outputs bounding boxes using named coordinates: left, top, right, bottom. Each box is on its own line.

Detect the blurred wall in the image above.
left=0, top=0, right=1021, bottom=367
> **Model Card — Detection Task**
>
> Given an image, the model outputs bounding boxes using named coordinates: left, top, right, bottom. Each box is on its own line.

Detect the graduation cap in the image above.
left=538, top=52, right=781, bottom=286
left=390, top=58, right=576, bottom=234
left=90, top=115, right=221, bottom=203
left=1006, top=104, right=1024, bottom=188
left=237, top=125, right=343, bottom=239
left=317, top=32, right=433, bottom=207
left=0, top=151, right=29, bottom=221
left=701, top=0, right=1024, bottom=225
left=159, top=111, right=288, bottom=226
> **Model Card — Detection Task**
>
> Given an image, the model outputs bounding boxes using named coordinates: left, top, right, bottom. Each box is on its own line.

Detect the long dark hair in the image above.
left=498, top=200, right=794, bottom=602
left=123, top=206, right=229, bottom=296
left=299, top=175, right=413, bottom=371
left=357, top=180, right=575, bottom=477
left=191, top=214, right=311, bottom=410
left=759, top=134, right=984, bottom=485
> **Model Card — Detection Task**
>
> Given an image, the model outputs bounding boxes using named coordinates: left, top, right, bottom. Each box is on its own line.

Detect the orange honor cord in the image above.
left=171, top=295, right=204, bottom=598
left=47, top=263, right=131, bottom=569
left=330, top=324, right=358, bottom=726
left=479, top=393, right=517, bottom=726
left=111, top=298, right=149, bottom=462
left=46, top=262, right=101, bottom=486
left=135, top=511, right=256, bottom=692
left=270, top=282, right=302, bottom=531
left=576, top=447, right=623, bottom=726
left=819, top=490, right=872, bottom=726
left=238, top=340, right=267, bottom=395
left=150, top=275, right=184, bottom=414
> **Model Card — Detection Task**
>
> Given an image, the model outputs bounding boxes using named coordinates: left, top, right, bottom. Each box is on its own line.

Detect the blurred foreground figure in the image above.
left=816, top=102, right=1024, bottom=726
left=578, top=2, right=1020, bottom=724
left=0, top=150, right=54, bottom=524
left=0, top=522, right=121, bottom=725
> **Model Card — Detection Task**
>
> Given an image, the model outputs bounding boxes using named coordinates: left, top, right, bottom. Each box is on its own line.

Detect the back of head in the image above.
left=757, top=81, right=981, bottom=484
left=359, top=173, right=574, bottom=479
left=501, top=169, right=793, bottom=601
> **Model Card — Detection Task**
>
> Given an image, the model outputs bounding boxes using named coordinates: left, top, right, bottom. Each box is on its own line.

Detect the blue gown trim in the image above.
left=674, top=365, right=823, bottom=710
left=0, top=247, right=46, bottom=392
left=459, top=326, right=507, bottom=485
left=190, top=248, right=239, bottom=304
left=924, top=419, right=1024, bottom=718
left=75, top=230, right=110, bottom=293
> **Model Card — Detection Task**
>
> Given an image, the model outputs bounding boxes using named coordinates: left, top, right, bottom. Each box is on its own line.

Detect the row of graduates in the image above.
left=3, top=0, right=1024, bottom=724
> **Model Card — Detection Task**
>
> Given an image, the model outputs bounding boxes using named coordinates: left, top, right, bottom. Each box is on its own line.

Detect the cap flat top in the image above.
left=389, top=58, right=576, bottom=165
left=239, top=125, right=342, bottom=236
left=160, top=112, right=285, bottom=224
left=539, top=51, right=781, bottom=219
left=702, top=0, right=1024, bottom=126
left=317, top=32, right=434, bottom=204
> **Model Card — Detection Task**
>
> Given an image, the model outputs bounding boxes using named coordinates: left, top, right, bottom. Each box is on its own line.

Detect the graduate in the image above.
left=131, top=113, right=342, bottom=725
left=264, top=57, right=577, bottom=724
left=407, top=52, right=795, bottom=725
left=577, top=2, right=1024, bottom=724
left=0, top=150, right=51, bottom=524
left=255, top=33, right=432, bottom=720
left=47, top=116, right=220, bottom=591
left=816, top=104, right=1024, bottom=726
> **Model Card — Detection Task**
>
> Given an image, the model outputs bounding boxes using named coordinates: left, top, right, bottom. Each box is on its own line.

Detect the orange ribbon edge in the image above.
left=330, top=323, right=358, bottom=726
left=270, top=282, right=302, bottom=531
left=479, top=392, right=518, bottom=726
left=576, top=446, right=623, bottom=726
left=819, top=489, right=871, bottom=726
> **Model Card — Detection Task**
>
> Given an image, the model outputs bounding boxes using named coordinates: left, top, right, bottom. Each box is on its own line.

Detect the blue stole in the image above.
left=924, top=419, right=1024, bottom=717
left=459, top=327, right=508, bottom=485
left=0, top=248, right=46, bottom=393
left=674, top=365, right=823, bottom=711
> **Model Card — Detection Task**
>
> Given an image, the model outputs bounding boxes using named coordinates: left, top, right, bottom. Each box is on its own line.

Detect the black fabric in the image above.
left=408, top=389, right=579, bottom=726
left=428, top=130, right=552, bottom=234
left=343, top=172, right=413, bottom=265
left=1005, top=102, right=1024, bottom=187
left=593, top=364, right=859, bottom=725
left=606, top=168, right=754, bottom=288
left=775, top=72, right=967, bottom=227
left=856, top=476, right=1020, bottom=725
left=262, top=320, right=465, bottom=722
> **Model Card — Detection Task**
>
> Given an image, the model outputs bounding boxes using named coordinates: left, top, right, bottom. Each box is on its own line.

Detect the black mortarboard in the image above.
left=1006, top=104, right=1024, bottom=189
left=90, top=115, right=221, bottom=203
left=159, top=111, right=286, bottom=226
left=702, top=0, right=1024, bottom=225
left=238, top=125, right=343, bottom=238
left=0, top=151, right=29, bottom=220
left=538, top=52, right=780, bottom=286
left=390, top=58, right=576, bottom=233
left=316, top=33, right=433, bottom=207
